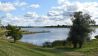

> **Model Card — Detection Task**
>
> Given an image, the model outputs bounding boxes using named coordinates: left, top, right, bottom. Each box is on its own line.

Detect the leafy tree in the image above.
left=67, top=11, right=95, bottom=48
left=6, top=24, right=22, bottom=43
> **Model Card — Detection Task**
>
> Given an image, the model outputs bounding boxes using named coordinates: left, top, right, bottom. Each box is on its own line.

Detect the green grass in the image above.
left=57, top=39, right=98, bottom=56
left=0, top=39, right=63, bottom=56
left=0, top=39, right=98, bottom=56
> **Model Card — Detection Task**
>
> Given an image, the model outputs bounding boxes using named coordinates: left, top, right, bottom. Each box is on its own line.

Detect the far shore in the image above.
left=21, top=30, right=50, bottom=35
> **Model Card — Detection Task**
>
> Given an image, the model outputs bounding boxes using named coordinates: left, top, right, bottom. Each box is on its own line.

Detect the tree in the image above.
left=67, top=11, right=95, bottom=48
left=6, top=24, right=22, bottom=43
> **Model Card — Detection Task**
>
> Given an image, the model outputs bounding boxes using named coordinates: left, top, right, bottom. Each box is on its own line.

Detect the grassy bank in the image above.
left=0, top=39, right=98, bottom=56
left=0, top=39, right=63, bottom=56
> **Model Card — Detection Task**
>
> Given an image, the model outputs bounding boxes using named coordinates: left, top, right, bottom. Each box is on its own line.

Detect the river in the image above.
left=20, top=28, right=98, bottom=45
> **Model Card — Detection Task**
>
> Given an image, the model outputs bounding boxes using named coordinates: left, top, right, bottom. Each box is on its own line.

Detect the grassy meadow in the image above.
left=0, top=38, right=98, bottom=56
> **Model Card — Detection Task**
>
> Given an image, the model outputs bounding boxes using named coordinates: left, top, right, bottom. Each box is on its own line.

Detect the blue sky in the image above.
left=0, top=0, right=98, bottom=16
left=0, top=0, right=58, bottom=16
left=0, top=0, right=98, bottom=26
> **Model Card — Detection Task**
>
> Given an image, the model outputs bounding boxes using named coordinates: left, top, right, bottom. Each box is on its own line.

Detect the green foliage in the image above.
left=68, top=11, right=95, bottom=48
left=43, top=40, right=67, bottom=48
left=6, top=24, right=22, bottom=43
left=43, top=42, right=52, bottom=47
left=52, top=40, right=66, bottom=47
left=95, top=35, right=98, bottom=39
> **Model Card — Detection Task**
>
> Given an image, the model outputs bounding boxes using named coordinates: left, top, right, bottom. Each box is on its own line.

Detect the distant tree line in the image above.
left=0, top=26, right=34, bottom=28
left=44, top=25, right=71, bottom=28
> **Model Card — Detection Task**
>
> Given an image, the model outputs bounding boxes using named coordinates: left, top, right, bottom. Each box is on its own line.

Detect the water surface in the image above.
left=20, top=28, right=98, bottom=45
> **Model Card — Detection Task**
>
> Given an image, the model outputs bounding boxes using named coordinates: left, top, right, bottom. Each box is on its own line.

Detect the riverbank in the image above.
left=0, top=39, right=62, bottom=56
left=0, top=38, right=98, bottom=56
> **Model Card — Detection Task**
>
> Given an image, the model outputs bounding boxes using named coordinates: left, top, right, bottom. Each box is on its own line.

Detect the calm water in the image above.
left=20, top=28, right=98, bottom=45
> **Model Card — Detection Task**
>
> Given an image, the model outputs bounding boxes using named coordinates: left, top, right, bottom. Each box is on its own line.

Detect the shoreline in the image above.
left=21, top=30, right=50, bottom=35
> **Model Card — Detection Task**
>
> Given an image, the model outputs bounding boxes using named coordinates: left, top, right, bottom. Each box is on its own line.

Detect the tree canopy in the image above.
left=6, top=24, right=22, bottom=43
left=67, top=11, right=95, bottom=48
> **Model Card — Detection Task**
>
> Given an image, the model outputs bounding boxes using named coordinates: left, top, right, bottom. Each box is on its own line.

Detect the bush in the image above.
left=51, top=40, right=66, bottom=47
left=95, top=35, right=98, bottom=39
left=43, top=42, right=52, bottom=47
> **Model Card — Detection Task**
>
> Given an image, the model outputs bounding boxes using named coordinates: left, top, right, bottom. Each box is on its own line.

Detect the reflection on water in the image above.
left=20, top=28, right=98, bottom=45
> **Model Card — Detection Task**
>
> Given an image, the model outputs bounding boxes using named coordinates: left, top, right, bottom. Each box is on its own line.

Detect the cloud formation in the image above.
left=0, top=2, right=16, bottom=12
left=1, top=0, right=98, bottom=26
left=30, top=4, right=40, bottom=8
left=47, top=0, right=98, bottom=25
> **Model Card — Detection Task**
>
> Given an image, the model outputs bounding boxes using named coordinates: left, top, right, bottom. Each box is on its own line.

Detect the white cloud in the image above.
left=47, top=0, right=98, bottom=25
left=1, top=0, right=98, bottom=26
left=1, top=12, right=67, bottom=26
left=14, top=1, right=27, bottom=7
left=1, top=14, right=35, bottom=26
left=1, top=12, right=41, bottom=26
left=0, top=2, right=16, bottom=12
left=0, top=1, right=40, bottom=12
left=58, top=0, right=66, bottom=4
left=30, top=4, right=40, bottom=8
left=25, top=12, right=39, bottom=18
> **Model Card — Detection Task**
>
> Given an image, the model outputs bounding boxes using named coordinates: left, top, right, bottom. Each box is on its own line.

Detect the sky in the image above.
left=0, top=0, right=98, bottom=26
